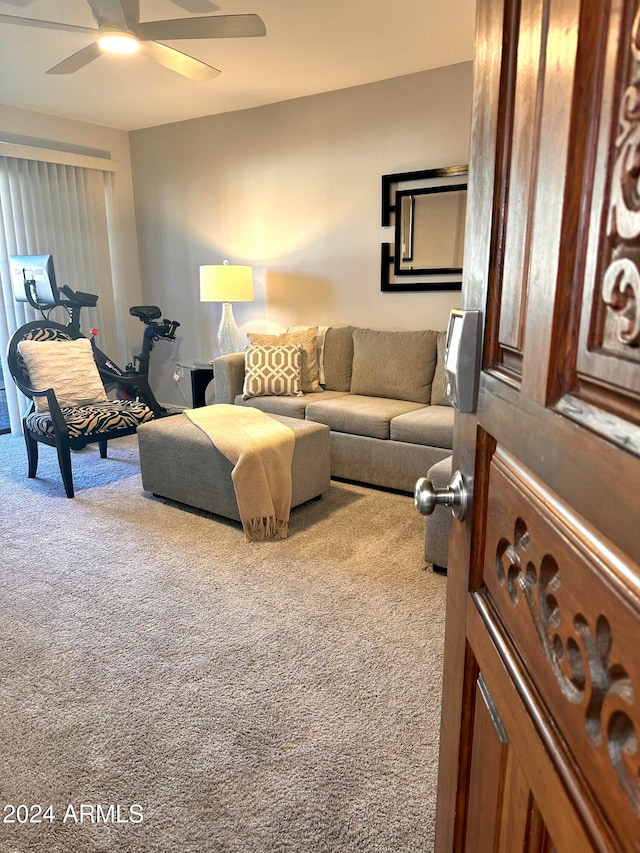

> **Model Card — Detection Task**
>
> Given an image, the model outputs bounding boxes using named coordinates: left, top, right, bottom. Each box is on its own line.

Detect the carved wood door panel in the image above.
left=435, top=0, right=640, bottom=850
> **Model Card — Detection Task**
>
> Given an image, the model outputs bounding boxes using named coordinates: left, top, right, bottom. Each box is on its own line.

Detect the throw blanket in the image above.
left=184, top=405, right=295, bottom=541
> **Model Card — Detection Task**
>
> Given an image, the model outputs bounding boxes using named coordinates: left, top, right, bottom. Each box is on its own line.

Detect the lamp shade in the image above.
left=200, top=263, right=254, bottom=303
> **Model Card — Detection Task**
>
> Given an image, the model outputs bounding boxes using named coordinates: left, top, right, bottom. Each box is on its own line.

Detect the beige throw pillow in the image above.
left=430, top=330, right=452, bottom=407
left=242, top=345, right=303, bottom=399
left=18, top=337, right=108, bottom=414
left=287, top=324, right=329, bottom=385
left=248, top=328, right=320, bottom=392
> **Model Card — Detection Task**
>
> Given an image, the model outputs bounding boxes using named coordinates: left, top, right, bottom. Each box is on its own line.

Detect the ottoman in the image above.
left=137, top=410, right=331, bottom=522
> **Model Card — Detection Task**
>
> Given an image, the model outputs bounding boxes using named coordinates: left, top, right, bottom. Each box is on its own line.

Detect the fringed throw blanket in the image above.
left=184, top=405, right=295, bottom=541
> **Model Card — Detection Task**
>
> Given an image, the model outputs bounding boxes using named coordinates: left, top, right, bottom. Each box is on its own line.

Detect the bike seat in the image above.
left=130, top=305, right=161, bottom=322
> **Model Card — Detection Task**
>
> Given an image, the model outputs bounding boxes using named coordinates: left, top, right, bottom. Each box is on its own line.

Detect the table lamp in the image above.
left=200, top=261, right=254, bottom=355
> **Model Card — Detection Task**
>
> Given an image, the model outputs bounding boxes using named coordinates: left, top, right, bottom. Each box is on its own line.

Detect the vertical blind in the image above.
left=0, top=146, right=126, bottom=435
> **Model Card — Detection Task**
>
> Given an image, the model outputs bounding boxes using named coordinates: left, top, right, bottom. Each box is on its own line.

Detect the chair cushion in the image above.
left=18, top=337, right=107, bottom=414
left=242, top=344, right=303, bottom=399
left=26, top=400, right=154, bottom=439
left=350, top=328, right=439, bottom=404
left=13, top=325, right=75, bottom=387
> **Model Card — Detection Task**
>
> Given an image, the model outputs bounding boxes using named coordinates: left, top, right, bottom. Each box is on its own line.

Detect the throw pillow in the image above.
left=242, top=344, right=304, bottom=399
left=17, top=337, right=108, bottom=414
left=248, top=328, right=320, bottom=392
left=430, top=330, right=452, bottom=407
left=350, top=328, right=439, bottom=404
left=287, top=324, right=329, bottom=385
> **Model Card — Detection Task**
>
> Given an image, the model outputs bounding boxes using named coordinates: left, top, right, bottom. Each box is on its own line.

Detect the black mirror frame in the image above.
left=381, top=165, right=468, bottom=292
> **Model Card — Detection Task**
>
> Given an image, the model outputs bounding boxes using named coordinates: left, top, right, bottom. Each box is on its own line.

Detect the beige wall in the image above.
left=0, top=103, right=144, bottom=360
left=130, top=63, right=472, bottom=405
left=1, top=63, right=473, bottom=407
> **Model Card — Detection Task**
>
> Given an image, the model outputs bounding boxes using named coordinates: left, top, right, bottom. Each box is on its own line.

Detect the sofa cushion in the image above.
left=350, top=328, right=439, bottom=404
left=237, top=389, right=349, bottom=419
left=248, top=328, right=320, bottom=392
left=305, top=394, right=425, bottom=440
left=322, top=326, right=354, bottom=391
left=431, top=330, right=451, bottom=407
left=390, top=405, right=454, bottom=449
left=242, top=344, right=303, bottom=399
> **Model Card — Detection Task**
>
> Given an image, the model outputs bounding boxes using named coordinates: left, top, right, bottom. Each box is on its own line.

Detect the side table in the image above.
left=177, top=362, right=214, bottom=408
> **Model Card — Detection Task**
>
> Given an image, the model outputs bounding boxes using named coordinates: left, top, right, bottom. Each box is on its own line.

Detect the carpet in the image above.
left=0, top=434, right=446, bottom=853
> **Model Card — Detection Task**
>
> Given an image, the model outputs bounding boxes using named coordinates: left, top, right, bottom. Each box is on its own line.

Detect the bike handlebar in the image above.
left=57, top=287, right=179, bottom=342
left=59, top=284, right=99, bottom=308
left=131, top=305, right=180, bottom=340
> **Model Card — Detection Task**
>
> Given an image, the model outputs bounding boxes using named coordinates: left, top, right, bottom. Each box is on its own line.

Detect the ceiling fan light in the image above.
left=98, top=31, right=140, bottom=55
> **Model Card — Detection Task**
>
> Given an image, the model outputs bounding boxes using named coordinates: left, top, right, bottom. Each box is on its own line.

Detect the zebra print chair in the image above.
left=7, top=320, right=162, bottom=498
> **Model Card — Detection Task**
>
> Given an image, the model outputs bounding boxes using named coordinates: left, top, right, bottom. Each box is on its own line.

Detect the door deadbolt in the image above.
left=414, top=469, right=469, bottom=521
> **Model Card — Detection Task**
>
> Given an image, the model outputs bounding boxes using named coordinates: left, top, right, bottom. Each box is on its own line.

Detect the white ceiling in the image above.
left=0, top=0, right=477, bottom=132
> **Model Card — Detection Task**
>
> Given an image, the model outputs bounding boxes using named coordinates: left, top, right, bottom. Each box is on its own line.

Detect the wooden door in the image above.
left=436, top=0, right=640, bottom=850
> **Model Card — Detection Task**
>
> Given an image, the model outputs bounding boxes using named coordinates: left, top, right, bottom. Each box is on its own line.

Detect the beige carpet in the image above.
left=0, top=434, right=446, bottom=853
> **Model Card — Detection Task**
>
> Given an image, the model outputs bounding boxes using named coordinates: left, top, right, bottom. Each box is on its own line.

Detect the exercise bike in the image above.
left=16, top=271, right=180, bottom=416
left=126, top=305, right=180, bottom=381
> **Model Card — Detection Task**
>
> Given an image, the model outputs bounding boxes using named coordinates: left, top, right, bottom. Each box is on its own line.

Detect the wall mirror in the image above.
left=381, top=165, right=468, bottom=292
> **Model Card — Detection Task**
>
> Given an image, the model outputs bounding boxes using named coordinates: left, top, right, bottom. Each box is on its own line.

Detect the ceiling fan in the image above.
left=0, top=0, right=266, bottom=80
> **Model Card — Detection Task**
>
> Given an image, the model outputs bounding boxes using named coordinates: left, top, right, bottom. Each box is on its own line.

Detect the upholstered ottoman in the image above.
left=137, top=410, right=331, bottom=523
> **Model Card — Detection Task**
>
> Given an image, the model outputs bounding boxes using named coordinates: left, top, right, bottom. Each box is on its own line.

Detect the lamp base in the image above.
left=216, top=302, right=243, bottom=355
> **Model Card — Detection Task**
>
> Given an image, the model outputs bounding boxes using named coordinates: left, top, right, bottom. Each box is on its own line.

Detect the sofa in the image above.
left=213, top=325, right=454, bottom=495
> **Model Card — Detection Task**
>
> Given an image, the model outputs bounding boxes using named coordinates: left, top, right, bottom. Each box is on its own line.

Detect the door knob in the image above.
left=414, top=469, right=469, bottom=521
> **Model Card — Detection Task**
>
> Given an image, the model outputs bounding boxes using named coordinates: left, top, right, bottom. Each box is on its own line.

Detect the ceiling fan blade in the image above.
left=0, top=13, right=96, bottom=35
left=169, top=1, right=221, bottom=12
left=135, top=14, right=266, bottom=41
left=46, top=42, right=103, bottom=75
left=139, top=41, right=220, bottom=81
left=86, top=0, right=128, bottom=29
left=119, top=0, right=141, bottom=27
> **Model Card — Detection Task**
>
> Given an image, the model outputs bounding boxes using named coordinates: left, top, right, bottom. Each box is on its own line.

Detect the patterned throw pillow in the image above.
left=17, top=337, right=108, bottom=414
left=242, top=345, right=304, bottom=399
left=247, top=328, right=320, bottom=392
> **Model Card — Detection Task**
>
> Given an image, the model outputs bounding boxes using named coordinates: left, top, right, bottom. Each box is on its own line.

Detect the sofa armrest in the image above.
left=213, top=352, right=245, bottom=403
left=424, top=455, right=453, bottom=573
